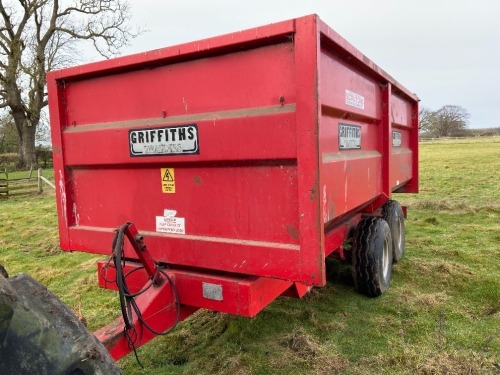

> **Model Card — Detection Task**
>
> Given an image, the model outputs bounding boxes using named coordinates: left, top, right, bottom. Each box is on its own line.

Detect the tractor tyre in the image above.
left=352, top=217, right=393, bottom=297
left=382, top=199, right=405, bottom=263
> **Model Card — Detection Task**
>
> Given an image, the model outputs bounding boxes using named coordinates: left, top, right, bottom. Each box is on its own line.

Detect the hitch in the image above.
left=95, top=223, right=305, bottom=361
left=121, top=223, right=163, bottom=286
left=95, top=223, right=186, bottom=361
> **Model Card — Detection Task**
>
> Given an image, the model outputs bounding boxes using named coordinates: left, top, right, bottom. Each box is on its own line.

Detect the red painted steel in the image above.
left=47, top=14, right=419, bottom=358
left=97, top=259, right=294, bottom=359
left=47, top=14, right=418, bottom=287
left=98, top=260, right=293, bottom=317
left=122, top=223, right=162, bottom=284
left=94, top=273, right=190, bottom=360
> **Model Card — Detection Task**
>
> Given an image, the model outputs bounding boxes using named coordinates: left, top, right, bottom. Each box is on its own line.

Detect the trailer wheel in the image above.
left=352, top=218, right=393, bottom=297
left=382, top=200, right=405, bottom=263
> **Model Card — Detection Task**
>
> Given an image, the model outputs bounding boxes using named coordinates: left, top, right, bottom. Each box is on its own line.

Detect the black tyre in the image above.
left=382, top=200, right=405, bottom=263
left=0, top=263, right=7, bottom=278
left=352, top=217, right=393, bottom=297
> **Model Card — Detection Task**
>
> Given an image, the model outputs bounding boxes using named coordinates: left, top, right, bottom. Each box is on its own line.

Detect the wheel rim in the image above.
left=396, top=214, right=403, bottom=250
left=382, top=235, right=390, bottom=279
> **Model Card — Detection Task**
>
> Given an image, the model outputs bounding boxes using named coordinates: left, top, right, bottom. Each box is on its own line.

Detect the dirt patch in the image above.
left=424, top=217, right=439, bottom=225
left=403, top=290, right=450, bottom=308
left=412, top=200, right=475, bottom=213
left=419, top=352, right=496, bottom=375
left=279, top=329, right=348, bottom=373
left=412, top=199, right=500, bottom=214
left=478, top=205, right=500, bottom=214
left=283, top=330, right=318, bottom=360
left=358, top=349, right=498, bottom=375
left=437, top=262, right=474, bottom=276
left=215, top=354, right=252, bottom=375
left=484, top=305, right=500, bottom=317
left=412, top=260, right=474, bottom=281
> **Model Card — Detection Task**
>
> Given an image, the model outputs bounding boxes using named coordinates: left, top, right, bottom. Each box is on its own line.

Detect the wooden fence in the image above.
left=0, top=172, right=7, bottom=197
left=0, top=168, right=55, bottom=198
left=37, top=168, right=55, bottom=192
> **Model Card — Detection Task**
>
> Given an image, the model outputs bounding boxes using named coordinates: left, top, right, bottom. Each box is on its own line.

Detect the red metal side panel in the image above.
left=66, top=164, right=299, bottom=243
left=393, top=93, right=419, bottom=194
left=62, top=43, right=296, bottom=128
left=48, top=18, right=319, bottom=285
left=390, top=92, right=414, bottom=190
left=318, top=47, right=384, bottom=223
left=48, top=14, right=418, bottom=289
left=317, top=18, right=419, bottom=225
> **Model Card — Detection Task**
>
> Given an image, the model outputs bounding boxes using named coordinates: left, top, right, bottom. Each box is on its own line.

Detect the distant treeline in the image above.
left=420, top=126, right=500, bottom=139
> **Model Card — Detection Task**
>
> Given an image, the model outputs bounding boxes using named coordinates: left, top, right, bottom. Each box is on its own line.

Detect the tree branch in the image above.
left=0, top=27, right=12, bottom=47
left=0, top=38, right=10, bottom=54
left=13, top=0, right=36, bottom=41
left=0, top=3, right=15, bottom=40
left=1, top=0, right=138, bottom=168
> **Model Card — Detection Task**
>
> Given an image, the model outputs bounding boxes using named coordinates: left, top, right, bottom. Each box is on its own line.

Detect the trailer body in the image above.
left=47, top=14, right=418, bottom=359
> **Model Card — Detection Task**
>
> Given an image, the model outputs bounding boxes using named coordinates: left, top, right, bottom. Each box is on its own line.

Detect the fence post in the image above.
left=38, top=168, right=43, bottom=193
left=0, top=170, right=7, bottom=197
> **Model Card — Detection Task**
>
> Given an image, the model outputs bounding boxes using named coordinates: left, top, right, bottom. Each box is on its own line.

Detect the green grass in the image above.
left=0, top=138, right=499, bottom=374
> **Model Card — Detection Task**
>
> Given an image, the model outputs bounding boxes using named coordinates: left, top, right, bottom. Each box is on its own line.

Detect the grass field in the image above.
left=0, top=138, right=499, bottom=374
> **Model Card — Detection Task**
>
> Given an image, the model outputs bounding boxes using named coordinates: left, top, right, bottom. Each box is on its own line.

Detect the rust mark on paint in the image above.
left=309, top=187, right=317, bottom=201
left=286, top=224, right=299, bottom=240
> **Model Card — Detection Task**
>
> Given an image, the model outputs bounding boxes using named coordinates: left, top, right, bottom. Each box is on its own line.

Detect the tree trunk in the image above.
left=13, top=114, right=38, bottom=169
left=20, top=123, right=37, bottom=169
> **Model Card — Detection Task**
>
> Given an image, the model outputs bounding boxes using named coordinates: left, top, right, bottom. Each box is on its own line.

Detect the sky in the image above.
left=119, top=1, right=500, bottom=129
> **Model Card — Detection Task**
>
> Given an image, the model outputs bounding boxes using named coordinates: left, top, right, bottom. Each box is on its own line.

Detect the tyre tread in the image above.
left=352, top=217, right=392, bottom=297
left=382, top=200, right=405, bottom=262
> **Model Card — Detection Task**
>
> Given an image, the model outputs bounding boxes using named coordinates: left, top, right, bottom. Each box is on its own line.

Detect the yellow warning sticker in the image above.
left=161, top=168, right=175, bottom=193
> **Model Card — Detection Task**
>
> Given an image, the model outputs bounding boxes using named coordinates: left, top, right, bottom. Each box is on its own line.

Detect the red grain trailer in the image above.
left=47, top=14, right=418, bottom=360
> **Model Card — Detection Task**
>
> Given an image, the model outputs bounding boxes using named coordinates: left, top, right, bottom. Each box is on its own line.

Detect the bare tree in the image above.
left=418, top=106, right=436, bottom=134
left=419, top=105, right=470, bottom=138
left=433, top=105, right=470, bottom=137
left=0, top=110, right=49, bottom=153
left=0, top=0, right=137, bottom=168
left=0, top=113, right=17, bottom=153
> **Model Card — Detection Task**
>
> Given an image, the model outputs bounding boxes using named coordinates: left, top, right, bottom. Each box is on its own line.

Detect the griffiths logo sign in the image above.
left=338, top=124, right=361, bottom=150
left=129, top=124, right=199, bottom=157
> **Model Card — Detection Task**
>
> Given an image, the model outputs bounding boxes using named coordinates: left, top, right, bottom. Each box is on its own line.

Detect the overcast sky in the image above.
left=120, top=1, right=500, bottom=129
